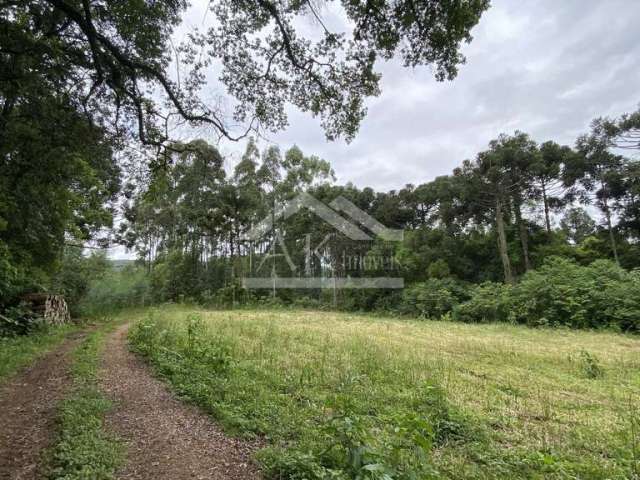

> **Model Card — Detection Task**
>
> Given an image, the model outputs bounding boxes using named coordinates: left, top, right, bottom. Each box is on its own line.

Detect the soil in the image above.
left=99, top=323, right=261, bottom=480
left=0, top=332, right=86, bottom=480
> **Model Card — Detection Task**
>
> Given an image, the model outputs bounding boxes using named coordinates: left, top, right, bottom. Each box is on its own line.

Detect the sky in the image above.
left=109, top=0, right=640, bottom=259
left=178, top=0, right=640, bottom=190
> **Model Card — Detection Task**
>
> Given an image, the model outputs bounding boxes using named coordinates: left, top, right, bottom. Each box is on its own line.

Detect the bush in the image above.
left=451, top=282, right=511, bottom=323
left=0, top=302, right=44, bottom=336
left=451, top=257, right=640, bottom=331
left=509, top=257, right=640, bottom=331
left=400, top=278, right=470, bottom=319
left=52, top=249, right=111, bottom=316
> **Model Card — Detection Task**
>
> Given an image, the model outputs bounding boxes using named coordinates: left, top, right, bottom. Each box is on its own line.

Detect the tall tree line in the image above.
left=119, top=115, right=640, bottom=303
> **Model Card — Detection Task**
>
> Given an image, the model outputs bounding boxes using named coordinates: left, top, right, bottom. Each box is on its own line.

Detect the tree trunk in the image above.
left=602, top=197, right=620, bottom=266
left=496, top=197, right=514, bottom=284
left=514, top=200, right=531, bottom=271
left=541, top=180, right=551, bottom=234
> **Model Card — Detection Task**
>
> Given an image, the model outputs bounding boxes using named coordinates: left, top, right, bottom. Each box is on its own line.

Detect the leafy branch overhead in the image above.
left=1, top=0, right=489, bottom=147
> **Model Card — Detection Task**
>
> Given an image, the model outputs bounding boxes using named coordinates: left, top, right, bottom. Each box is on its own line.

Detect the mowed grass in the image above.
left=129, top=306, right=640, bottom=479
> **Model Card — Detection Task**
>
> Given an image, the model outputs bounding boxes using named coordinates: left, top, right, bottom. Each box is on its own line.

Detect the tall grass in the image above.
left=129, top=306, right=640, bottom=479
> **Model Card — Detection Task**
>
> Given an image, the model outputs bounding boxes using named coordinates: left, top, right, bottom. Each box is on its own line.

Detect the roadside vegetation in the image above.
left=129, top=306, right=640, bottom=479
left=47, top=322, right=124, bottom=480
left=0, top=324, right=78, bottom=383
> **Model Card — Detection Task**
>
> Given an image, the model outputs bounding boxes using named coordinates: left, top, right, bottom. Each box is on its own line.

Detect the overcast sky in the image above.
left=175, top=0, right=640, bottom=191
left=109, top=0, right=640, bottom=259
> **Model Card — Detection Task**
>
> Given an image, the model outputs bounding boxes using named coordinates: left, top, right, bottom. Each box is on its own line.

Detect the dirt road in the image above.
left=0, top=332, right=85, bottom=480
left=99, top=323, right=261, bottom=479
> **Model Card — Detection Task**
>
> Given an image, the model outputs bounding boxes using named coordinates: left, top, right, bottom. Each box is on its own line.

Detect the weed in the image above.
left=47, top=323, right=124, bottom=479
left=578, top=349, right=604, bottom=379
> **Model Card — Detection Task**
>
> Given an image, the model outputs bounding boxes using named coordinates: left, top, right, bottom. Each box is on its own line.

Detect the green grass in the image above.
left=47, top=322, right=124, bottom=480
left=0, top=324, right=79, bottom=383
left=128, top=306, right=640, bottom=479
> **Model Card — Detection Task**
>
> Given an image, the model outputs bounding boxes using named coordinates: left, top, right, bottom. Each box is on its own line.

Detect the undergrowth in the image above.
left=0, top=324, right=78, bottom=383
left=47, top=323, right=124, bottom=480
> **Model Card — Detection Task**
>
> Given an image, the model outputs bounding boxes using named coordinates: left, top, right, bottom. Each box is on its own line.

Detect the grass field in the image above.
left=128, top=306, right=640, bottom=479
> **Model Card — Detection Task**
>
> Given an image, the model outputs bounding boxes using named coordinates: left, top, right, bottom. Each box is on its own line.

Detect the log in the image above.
left=21, top=293, right=70, bottom=325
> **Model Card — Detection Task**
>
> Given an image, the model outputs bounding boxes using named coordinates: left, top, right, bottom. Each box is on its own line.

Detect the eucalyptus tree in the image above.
left=233, top=138, right=264, bottom=272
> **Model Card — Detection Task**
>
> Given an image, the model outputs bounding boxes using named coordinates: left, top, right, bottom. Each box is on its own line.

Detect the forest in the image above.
left=3, top=117, right=640, bottom=333
left=1, top=1, right=640, bottom=479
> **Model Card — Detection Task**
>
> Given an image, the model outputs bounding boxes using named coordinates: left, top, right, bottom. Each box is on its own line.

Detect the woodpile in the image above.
left=21, top=293, right=70, bottom=325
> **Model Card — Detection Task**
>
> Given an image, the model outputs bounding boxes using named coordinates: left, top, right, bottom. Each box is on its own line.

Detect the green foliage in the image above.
left=452, top=282, right=512, bottom=323
left=79, top=266, right=151, bottom=317
left=578, top=350, right=604, bottom=379
left=47, top=325, right=124, bottom=480
left=52, top=249, right=111, bottom=315
left=400, top=279, right=470, bottom=319
left=0, top=301, right=43, bottom=336
left=427, top=259, right=451, bottom=279
left=452, top=257, right=640, bottom=331
left=0, top=240, right=18, bottom=300
left=560, top=207, right=596, bottom=244
left=509, top=257, right=640, bottom=331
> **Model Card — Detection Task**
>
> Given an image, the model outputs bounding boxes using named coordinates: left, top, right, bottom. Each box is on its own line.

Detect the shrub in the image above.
left=204, top=282, right=247, bottom=308
left=0, top=302, right=43, bottom=336
left=451, top=282, right=511, bottom=323
left=508, top=257, right=640, bottom=331
left=578, top=350, right=604, bottom=379
left=400, top=278, right=470, bottom=319
left=427, top=259, right=451, bottom=279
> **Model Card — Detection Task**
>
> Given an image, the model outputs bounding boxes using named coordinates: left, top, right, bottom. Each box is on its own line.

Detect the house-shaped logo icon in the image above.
left=242, top=192, right=404, bottom=290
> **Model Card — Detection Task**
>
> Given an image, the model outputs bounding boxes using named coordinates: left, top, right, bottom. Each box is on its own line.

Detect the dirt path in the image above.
left=99, top=323, right=261, bottom=480
left=0, top=331, right=86, bottom=480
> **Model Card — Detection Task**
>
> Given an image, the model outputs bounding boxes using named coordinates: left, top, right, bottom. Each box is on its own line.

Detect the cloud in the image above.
left=178, top=0, right=640, bottom=192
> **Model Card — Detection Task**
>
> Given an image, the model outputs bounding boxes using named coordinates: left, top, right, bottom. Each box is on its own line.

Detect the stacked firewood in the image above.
left=21, top=293, right=70, bottom=325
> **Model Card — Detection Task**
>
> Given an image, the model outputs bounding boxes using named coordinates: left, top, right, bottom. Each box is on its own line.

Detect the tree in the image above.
left=470, top=133, right=540, bottom=283
left=488, top=132, right=538, bottom=271
left=615, top=161, right=640, bottom=240
left=0, top=90, right=120, bottom=305
left=1, top=0, right=490, bottom=307
left=533, top=141, right=571, bottom=233
left=560, top=207, right=596, bottom=244
left=571, top=132, right=627, bottom=265
left=1, top=0, right=490, bottom=148
left=586, top=107, right=640, bottom=152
